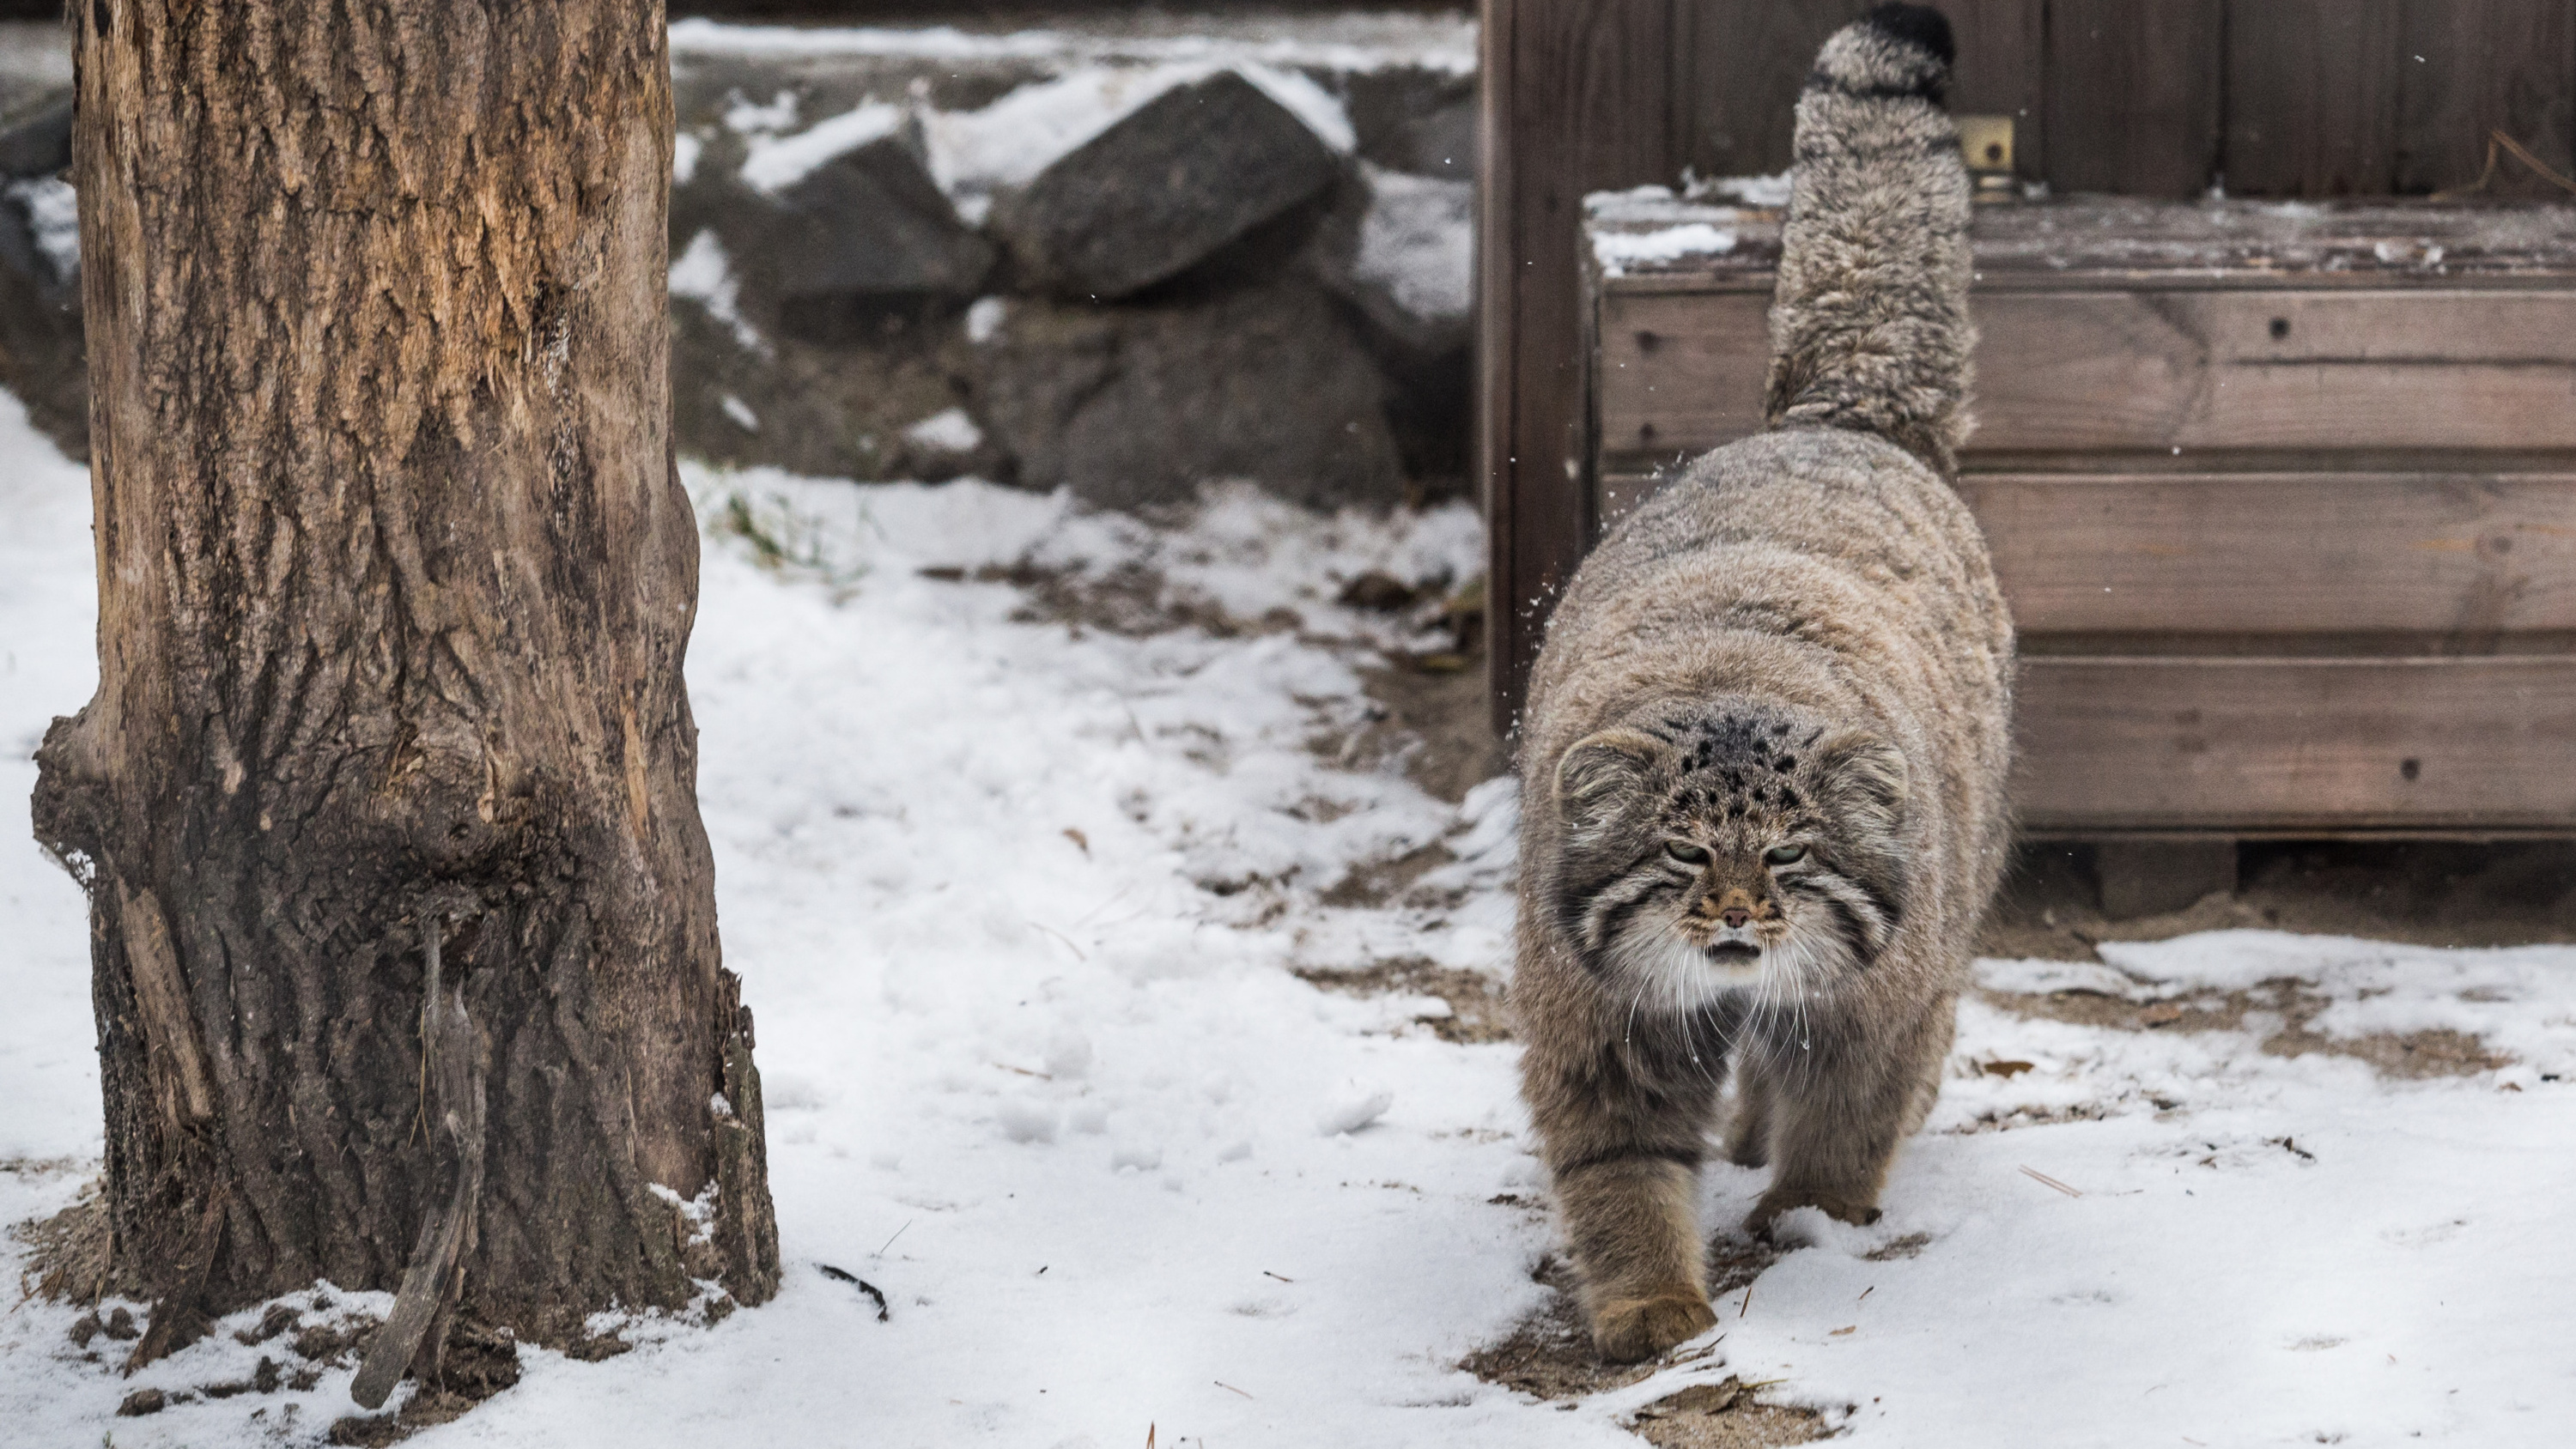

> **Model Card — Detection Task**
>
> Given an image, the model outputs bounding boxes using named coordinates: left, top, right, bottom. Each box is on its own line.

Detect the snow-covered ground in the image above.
left=6, top=391, right=2576, bottom=1446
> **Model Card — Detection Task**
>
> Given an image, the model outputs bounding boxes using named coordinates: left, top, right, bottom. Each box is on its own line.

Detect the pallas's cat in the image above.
left=1512, top=3, right=2014, bottom=1362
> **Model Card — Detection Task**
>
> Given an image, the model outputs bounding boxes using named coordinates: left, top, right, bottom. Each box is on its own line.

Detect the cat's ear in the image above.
left=1813, top=730, right=1910, bottom=834
left=1554, top=729, right=1664, bottom=827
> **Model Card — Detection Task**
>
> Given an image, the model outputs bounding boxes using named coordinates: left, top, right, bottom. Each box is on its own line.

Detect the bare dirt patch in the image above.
left=1630, top=1377, right=1834, bottom=1448
left=1296, top=955, right=1512, bottom=1043
left=1461, top=1238, right=1787, bottom=1402
left=1319, top=839, right=1457, bottom=909
left=10, top=1175, right=117, bottom=1305
left=1978, top=976, right=2511, bottom=1082
left=1339, top=655, right=1508, bottom=803
left=1981, top=839, right=2576, bottom=964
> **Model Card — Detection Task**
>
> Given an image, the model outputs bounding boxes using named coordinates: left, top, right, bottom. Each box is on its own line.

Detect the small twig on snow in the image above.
left=817, top=1264, right=890, bottom=1322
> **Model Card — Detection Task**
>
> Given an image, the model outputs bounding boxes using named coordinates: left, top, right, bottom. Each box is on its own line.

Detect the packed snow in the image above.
left=1353, top=164, right=1475, bottom=321
left=668, top=13, right=1479, bottom=76
left=665, top=229, right=769, bottom=358
left=5, top=391, right=2576, bottom=1446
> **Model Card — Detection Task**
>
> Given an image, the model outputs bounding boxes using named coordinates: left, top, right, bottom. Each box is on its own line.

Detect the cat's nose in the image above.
left=1721, top=906, right=1752, bottom=928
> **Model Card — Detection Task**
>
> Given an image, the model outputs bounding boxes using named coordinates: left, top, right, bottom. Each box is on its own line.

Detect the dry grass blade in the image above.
left=2432, top=128, right=2576, bottom=200
left=2018, top=1165, right=2083, bottom=1197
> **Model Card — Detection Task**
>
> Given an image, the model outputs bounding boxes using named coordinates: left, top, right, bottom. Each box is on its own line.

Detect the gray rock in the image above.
left=668, top=294, right=998, bottom=484
left=0, top=88, right=69, bottom=179
left=768, top=131, right=994, bottom=303
left=975, top=279, right=1406, bottom=512
left=0, top=171, right=85, bottom=460
left=1342, top=67, right=1476, bottom=181
left=1376, top=96, right=1476, bottom=182
left=993, top=70, right=1339, bottom=301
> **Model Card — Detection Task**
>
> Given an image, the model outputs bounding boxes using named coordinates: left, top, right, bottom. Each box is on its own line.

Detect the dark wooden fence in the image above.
left=1481, top=0, right=2576, bottom=731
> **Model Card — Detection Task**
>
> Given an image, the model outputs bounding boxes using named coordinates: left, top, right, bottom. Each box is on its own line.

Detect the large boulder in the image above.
left=974, top=278, right=1406, bottom=511
left=991, top=70, right=1340, bottom=301
left=0, top=88, right=69, bottom=178
left=761, top=125, right=995, bottom=303
left=0, top=88, right=83, bottom=459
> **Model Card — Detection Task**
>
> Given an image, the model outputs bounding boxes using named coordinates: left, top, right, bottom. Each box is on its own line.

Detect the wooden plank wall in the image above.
left=1481, top=0, right=1677, bottom=733
left=1485, top=0, right=2576, bottom=731
left=1662, top=0, right=2576, bottom=197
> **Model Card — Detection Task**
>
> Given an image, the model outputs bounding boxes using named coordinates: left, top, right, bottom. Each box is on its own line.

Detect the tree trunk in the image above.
left=30, top=0, right=780, bottom=1379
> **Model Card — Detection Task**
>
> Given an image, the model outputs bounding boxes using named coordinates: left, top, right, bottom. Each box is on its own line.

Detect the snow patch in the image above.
left=901, top=406, right=983, bottom=453
left=669, top=229, right=770, bottom=358
left=6, top=177, right=79, bottom=283
left=740, top=101, right=908, bottom=193
left=1316, top=1082, right=1394, bottom=1136
left=1354, top=164, right=1473, bottom=320
left=1591, top=221, right=1739, bottom=270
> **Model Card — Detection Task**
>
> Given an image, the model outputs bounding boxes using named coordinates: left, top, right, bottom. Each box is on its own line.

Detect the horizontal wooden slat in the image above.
left=1962, top=473, right=2576, bottom=634
left=2014, top=657, right=2576, bottom=830
left=1596, top=288, right=2576, bottom=467
left=1603, top=471, right=2576, bottom=639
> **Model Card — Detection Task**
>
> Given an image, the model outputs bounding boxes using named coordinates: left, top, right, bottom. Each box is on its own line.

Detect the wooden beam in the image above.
left=1483, top=0, right=1674, bottom=736
left=1595, top=288, right=2576, bottom=465
left=2014, top=656, right=2576, bottom=830
left=1959, top=472, right=2576, bottom=637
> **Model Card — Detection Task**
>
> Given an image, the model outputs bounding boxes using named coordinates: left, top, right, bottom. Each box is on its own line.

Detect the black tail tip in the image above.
left=1862, top=3, right=1957, bottom=69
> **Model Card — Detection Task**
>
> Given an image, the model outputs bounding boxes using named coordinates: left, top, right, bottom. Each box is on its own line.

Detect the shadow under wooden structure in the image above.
left=1480, top=0, right=2576, bottom=871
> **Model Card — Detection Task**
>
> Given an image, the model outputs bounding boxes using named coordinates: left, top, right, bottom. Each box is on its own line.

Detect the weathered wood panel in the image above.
left=1668, top=0, right=1866, bottom=185
left=1484, top=0, right=1674, bottom=731
left=2041, top=0, right=2223, bottom=197
left=2396, top=0, right=2576, bottom=198
left=2223, top=0, right=2404, bottom=197
left=1597, top=470, right=2576, bottom=640
left=1664, top=1, right=2051, bottom=188
left=2014, top=657, right=2576, bottom=829
left=1595, top=288, right=2576, bottom=466
left=1959, top=473, right=2576, bottom=636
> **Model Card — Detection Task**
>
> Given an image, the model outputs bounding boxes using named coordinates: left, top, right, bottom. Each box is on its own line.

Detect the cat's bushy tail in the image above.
left=1762, top=3, right=1975, bottom=473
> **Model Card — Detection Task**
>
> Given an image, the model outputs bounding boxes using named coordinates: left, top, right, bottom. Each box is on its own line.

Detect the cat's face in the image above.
left=1549, top=701, right=1910, bottom=1013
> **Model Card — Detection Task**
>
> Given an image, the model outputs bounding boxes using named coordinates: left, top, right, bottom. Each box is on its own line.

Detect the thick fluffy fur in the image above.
left=1513, top=4, right=2013, bottom=1363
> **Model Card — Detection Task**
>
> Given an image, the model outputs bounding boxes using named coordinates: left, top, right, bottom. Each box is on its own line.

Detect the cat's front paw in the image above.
left=1746, top=1187, right=1883, bottom=1237
left=1589, top=1290, right=1717, bottom=1362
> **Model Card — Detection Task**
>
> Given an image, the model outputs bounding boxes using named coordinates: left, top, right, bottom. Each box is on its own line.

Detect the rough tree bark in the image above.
left=30, top=0, right=780, bottom=1385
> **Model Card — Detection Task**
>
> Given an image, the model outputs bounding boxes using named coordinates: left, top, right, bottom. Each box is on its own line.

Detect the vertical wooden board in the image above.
left=1941, top=0, right=2047, bottom=181
left=1668, top=0, right=1866, bottom=185
left=1476, top=0, right=1516, bottom=729
left=2041, top=0, right=2221, bottom=197
left=2223, top=0, right=2403, bottom=197
left=1668, top=2, right=2044, bottom=184
left=2396, top=0, right=2576, bottom=197
left=1486, top=0, right=1674, bottom=732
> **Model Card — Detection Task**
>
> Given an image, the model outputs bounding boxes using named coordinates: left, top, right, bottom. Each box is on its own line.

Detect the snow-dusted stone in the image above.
left=767, top=130, right=997, bottom=302
left=975, top=277, right=1405, bottom=510
left=668, top=294, right=994, bottom=483
left=0, top=167, right=84, bottom=460
left=0, top=90, right=70, bottom=179
left=1309, top=163, right=1473, bottom=360
left=991, top=70, right=1340, bottom=300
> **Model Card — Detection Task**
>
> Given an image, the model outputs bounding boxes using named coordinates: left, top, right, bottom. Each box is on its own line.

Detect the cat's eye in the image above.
left=1665, top=840, right=1710, bottom=864
left=1764, top=844, right=1807, bottom=865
